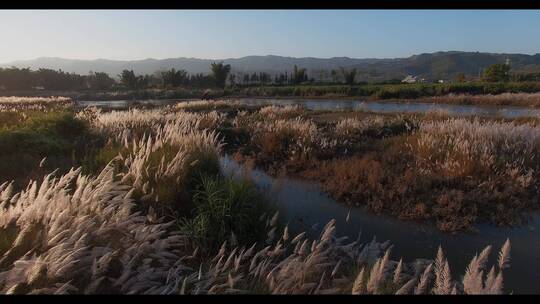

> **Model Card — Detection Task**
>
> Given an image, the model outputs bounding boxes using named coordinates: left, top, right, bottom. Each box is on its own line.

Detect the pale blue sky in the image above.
left=1, top=10, right=540, bottom=63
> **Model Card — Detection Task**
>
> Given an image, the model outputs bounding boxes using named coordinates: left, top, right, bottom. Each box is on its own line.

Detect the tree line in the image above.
left=1, top=62, right=539, bottom=92
left=0, top=63, right=362, bottom=91
left=0, top=62, right=233, bottom=91
left=232, top=66, right=359, bottom=86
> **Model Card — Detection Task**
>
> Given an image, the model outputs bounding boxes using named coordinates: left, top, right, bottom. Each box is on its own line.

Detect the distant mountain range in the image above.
left=3, top=51, right=540, bottom=81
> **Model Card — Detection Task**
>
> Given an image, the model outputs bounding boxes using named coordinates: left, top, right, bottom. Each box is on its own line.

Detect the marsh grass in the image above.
left=175, top=100, right=242, bottom=112
left=426, top=92, right=540, bottom=107
left=0, top=99, right=521, bottom=294
left=0, top=110, right=100, bottom=186
left=0, top=96, right=72, bottom=112
left=79, top=144, right=129, bottom=175
left=179, top=174, right=272, bottom=253
left=233, top=82, right=540, bottom=104
left=227, top=105, right=540, bottom=232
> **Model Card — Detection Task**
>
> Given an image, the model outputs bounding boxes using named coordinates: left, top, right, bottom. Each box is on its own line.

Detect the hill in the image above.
left=3, top=51, right=540, bottom=81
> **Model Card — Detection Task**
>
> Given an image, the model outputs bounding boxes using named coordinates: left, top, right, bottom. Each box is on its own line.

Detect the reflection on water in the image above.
left=78, top=97, right=540, bottom=118
left=220, top=155, right=540, bottom=294
left=235, top=98, right=540, bottom=118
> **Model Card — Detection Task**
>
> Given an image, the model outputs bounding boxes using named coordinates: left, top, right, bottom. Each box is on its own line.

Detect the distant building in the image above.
left=402, top=75, right=418, bottom=83
left=438, top=79, right=445, bottom=83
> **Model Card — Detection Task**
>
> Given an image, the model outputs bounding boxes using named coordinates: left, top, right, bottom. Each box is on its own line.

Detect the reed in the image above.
left=0, top=101, right=517, bottom=294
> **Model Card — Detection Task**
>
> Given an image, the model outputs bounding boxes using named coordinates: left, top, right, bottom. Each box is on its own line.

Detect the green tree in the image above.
left=259, top=72, right=271, bottom=84
left=210, top=62, right=231, bottom=88
left=161, top=68, right=188, bottom=87
left=119, top=70, right=149, bottom=89
left=140, top=74, right=153, bottom=88
left=278, top=73, right=286, bottom=85
left=340, top=67, right=357, bottom=85
left=250, top=73, right=259, bottom=83
left=331, top=69, right=338, bottom=83
left=228, top=74, right=236, bottom=86
left=482, top=63, right=511, bottom=82
left=34, top=69, right=86, bottom=90
left=87, top=71, right=115, bottom=90
left=292, top=65, right=307, bottom=85
left=189, top=73, right=213, bottom=88
left=0, top=67, right=35, bottom=90
left=119, top=70, right=138, bottom=89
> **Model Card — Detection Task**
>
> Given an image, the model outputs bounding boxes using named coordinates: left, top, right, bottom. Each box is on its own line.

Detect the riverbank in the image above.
left=227, top=93, right=540, bottom=108
left=0, top=98, right=517, bottom=294
left=0, top=99, right=520, bottom=294
left=0, top=87, right=228, bottom=101
left=5, top=81, right=540, bottom=107
left=209, top=103, right=540, bottom=233
left=229, top=82, right=540, bottom=105
left=222, top=154, right=539, bottom=294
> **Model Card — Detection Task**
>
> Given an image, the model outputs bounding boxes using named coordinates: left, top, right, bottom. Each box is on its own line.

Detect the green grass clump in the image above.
left=79, top=144, right=128, bottom=175
left=0, top=111, right=88, bottom=154
left=179, top=174, right=272, bottom=253
left=0, top=110, right=98, bottom=186
left=231, top=81, right=540, bottom=100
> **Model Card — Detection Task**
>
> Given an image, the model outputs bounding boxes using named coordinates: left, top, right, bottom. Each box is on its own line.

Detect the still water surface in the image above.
left=221, top=155, right=540, bottom=294
left=78, top=97, right=540, bottom=118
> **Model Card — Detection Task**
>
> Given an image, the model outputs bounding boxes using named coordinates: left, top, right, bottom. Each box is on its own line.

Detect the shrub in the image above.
left=179, top=175, right=271, bottom=253
left=231, top=82, right=540, bottom=101
left=0, top=110, right=96, bottom=186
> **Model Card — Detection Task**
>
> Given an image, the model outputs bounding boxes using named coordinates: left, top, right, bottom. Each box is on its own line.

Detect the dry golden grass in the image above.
left=0, top=102, right=516, bottom=294
left=0, top=96, right=72, bottom=112
left=228, top=106, right=540, bottom=232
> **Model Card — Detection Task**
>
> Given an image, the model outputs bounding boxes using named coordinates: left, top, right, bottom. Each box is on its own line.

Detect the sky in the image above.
left=1, top=10, right=540, bottom=63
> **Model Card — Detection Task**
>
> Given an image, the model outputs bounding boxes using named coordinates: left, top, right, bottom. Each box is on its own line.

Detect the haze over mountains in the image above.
left=3, top=51, right=540, bottom=81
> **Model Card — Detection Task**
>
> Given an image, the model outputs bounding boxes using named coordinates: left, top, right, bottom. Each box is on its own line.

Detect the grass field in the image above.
left=0, top=98, right=514, bottom=294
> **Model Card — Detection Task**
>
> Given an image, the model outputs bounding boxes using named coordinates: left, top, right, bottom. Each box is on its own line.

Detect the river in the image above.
left=220, top=155, right=540, bottom=294
left=78, top=97, right=540, bottom=118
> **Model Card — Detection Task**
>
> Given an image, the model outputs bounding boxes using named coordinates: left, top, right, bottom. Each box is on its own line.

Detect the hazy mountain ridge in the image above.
left=3, top=51, right=540, bottom=81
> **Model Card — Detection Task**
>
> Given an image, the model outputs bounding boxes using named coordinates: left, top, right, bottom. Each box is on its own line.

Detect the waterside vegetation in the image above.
left=0, top=97, right=519, bottom=294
